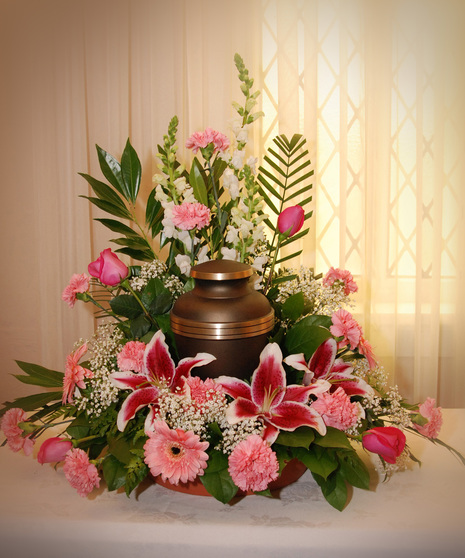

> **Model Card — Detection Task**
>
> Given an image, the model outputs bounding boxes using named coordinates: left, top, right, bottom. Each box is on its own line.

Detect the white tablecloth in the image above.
left=1, top=409, right=464, bottom=558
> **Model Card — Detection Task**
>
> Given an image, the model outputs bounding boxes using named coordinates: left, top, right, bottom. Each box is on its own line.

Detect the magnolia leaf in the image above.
left=314, top=427, right=353, bottom=450
left=110, top=294, right=144, bottom=319
left=312, top=470, right=348, bottom=511
left=284, top=324, right=332, bottom=358
left=201, top=469, right=238, bottom=504
left=130, top=314, right=152, bottom=339
left=281, top=292, right=305, bottom=322
left=275, top=426, right=315, bottom=449
left=102, top=454, right=127, bottom=492
left=66, top=414, right=90, bottom=439
left=14, top=361, right=64, bottom=388
left=293, top=446, right=338, bottom=479
left=337, top=450, right=371, bottom=490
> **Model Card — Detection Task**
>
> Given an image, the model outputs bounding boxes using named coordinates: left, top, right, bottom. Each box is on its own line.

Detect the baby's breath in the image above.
left=129, top=260, right=184, bottom=297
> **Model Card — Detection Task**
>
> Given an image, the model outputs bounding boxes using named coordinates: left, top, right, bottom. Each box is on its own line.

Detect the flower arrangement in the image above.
left=1, top=54, right=463, bottom=511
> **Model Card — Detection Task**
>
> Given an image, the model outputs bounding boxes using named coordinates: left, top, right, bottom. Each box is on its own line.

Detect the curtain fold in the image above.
left=1, top=0, right=463, bottom=407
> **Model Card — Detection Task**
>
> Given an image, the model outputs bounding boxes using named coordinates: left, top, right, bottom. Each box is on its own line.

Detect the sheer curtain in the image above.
left=261, top=0, right=465, bottom=406
left=1, top=0, right=464, bottom=407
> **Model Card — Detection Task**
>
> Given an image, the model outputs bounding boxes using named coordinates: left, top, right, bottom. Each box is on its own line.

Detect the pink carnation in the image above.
left=184, top=376, right=225, bottom=407
left=330, top=309, right=362, bottom=350
left=61, top=273, right=90, bottom=308
left=144, top=421, right=209, bottom=485
left=185, top=127, right=230, bottom=154
left=117, top=341, right=146, bottom=373
left=62, top=343, right=94, bottom=404
left=323, top=267, right=358, bottom=295
left=413, top=397, right=443, bottom=438
left=228, top=435, right=279, bottom=492
left=172, top=202, right=211, bottom=231
left=0, top=408, right=34, bottom=456
left=311, top=387, right=362, bottom=431
left=63, top=448, right=100, bottom=497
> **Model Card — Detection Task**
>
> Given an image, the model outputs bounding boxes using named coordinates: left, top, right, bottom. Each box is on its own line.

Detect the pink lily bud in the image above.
left=37, top=437, right=73, bottom=464
left=362, top=426, right=406, bottom=464
left=88, top=248, right=129, bottom=286
left=277, top=205, right=305, bottom=237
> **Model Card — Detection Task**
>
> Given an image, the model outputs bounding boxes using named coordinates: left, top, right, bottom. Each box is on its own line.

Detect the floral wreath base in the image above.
left=154, top=458, right=308, bottom=497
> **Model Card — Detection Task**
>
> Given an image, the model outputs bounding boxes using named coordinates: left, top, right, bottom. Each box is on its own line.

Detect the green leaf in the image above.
left=81, top=196, right=133, bottom=220
left=141, top=278, right=173, bottom=316
left=337, top=450, right=371, bottom=490
left=293, top=445, right=338, bottom=480
left=79, top=173, right=128, bottom=209
left=314, top=427, right=353, bottom=450
left=95, top=218, right=139, bottom=237
left=66, top=414, right=90, bottom=439
left=200, top=449, right=238, bottom=503
left=1, top=391, right=63, bottom=413
left=312, top=470, right=348, bottom=511
left=190, top=158, right=209, bottom=205
left=281, top=292, right=305, bottom=322
left=102, top=454, right=127, bottom=491
left=121, top=139, right=142, bottom=204
left=109, top=294, right=144, bottom=319
left=130, top=314, right=152, bottom=339
left=275, top=426, right=315, bottom=449
left=284, top=324, right=332, bottom=358
left=14, top=361, right=64, bottom=388
left=96, top=144, right=127, bottom=198
left=145, top=190, right=163, bottom=233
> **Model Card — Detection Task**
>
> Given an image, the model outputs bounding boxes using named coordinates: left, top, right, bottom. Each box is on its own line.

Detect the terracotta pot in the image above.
left=170, top=260, right=274, bottom=380
left=154, top=459, right=307, bottom=497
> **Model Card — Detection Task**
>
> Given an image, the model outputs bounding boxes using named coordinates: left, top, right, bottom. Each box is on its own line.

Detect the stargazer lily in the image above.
left=217, top=342, right=329, bottom=444
left=284, top=338, right=374, bottom=397
left=110, top=330, right=215, bottom=432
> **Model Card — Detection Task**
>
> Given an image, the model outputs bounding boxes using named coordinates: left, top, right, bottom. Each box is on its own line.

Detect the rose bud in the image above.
left=88, top=248, right=129, bottom=286
left=277, top=205, right=305, bottom=237
left=362, top=426, right=406, bottom=464
left=37, top=437, right=73, bottom=464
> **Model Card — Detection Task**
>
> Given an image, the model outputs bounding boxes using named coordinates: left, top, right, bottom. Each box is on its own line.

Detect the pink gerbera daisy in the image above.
left=63, top=448, right=100, bottom=497
left=228, top=435, right=279, bottom=492
left=62, top=343, right=93, bottom=404
left=117, top=341, right=146, bottom=373
left=61, top=273, right=90, bottom=308
left=143, top=421, right=209, bottom=485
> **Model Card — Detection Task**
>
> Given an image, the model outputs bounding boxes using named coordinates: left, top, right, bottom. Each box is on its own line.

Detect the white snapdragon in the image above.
left=246, top=156, right=258, bottom=174
left=231, top=149, right=245, bottom=170
left=223, top=168, right=240, bottom=200
left=221, top=247, right=239, bottom=261
left=175, top=254, right=191, bottom=275
left=226, top=226, right=239, bottom=244
left=197, top=245, right=210, bottom=264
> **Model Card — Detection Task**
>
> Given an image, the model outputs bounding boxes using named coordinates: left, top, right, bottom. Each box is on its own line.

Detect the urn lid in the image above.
left=190, top=260, right=253, bottom=281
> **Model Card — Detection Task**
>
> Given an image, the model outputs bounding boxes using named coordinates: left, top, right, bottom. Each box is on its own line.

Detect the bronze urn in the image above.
left=170, top=260, right=274, bottom=380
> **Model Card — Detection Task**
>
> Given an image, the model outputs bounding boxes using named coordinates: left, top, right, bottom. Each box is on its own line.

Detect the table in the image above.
left=1, top=410, right=464, bottom=558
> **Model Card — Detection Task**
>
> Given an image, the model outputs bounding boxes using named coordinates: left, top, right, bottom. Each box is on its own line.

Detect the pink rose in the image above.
left=413, top=397, right=442, bottom=438
left=171, top=202, right=211, bottom=231
left=37, top=437, right=73, bottom=464
left=88, top=248, right=128, bottom=286
left=362, top=426, right=406, bottom=464
left=277, top=205, right=305, bottom=237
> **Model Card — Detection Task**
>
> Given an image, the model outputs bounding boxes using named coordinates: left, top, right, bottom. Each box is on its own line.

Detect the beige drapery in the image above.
left=1, top=0, right=464, bottom=407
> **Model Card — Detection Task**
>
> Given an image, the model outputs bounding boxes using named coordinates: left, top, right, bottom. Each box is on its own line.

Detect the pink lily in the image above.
left=217, top=343, right=329, bottom=444
left=110, top=331, right=215, bottom=432
left=284, top=338, right=373, bottom=398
